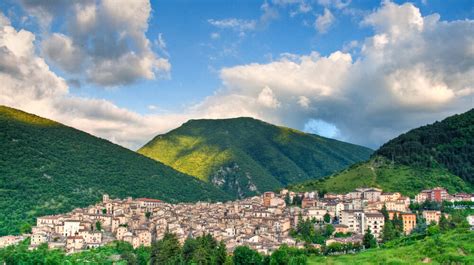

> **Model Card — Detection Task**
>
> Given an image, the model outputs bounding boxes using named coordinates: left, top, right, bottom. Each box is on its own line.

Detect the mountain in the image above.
left=375, top=109, right=473, bottom=184
left=0, top=106, right=230, bottom=236
left=138, top=117, right=373, bottom=198
left=289, top=109, right=474, bottom=196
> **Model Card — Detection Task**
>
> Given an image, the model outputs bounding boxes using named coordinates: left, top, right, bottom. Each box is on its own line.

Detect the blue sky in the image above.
left=0, top=0, right=473, bottom=149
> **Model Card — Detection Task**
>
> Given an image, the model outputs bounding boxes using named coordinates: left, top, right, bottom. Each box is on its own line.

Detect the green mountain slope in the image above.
left=289, top=109, right=474, bottom=196
left=375, top=108, right=473, bottom=184
left=289, top=157, right=472, bottom=196
left=0, top=106, right=230, bottom=236
left=138, top=117, right=373, bottom=198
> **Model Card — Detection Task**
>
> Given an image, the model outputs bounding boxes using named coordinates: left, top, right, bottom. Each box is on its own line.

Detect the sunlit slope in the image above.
left=289, top=157, right=472, bottom=196
left=139, top=117, right=373, bottom=197
left=0, top=106, right=230, bottom=236
left=289, top=109, right=474, bottom=196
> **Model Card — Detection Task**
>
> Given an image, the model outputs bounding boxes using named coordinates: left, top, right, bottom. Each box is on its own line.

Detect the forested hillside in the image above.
left=289, top=157, right=472, bottom=196
left=0, top=106, right=230, bottom=236
left=139, top=117, right=373, bottom=198
left=289, top=109, right=474, bottom=196
left=375, top=108, right=473, bottom=184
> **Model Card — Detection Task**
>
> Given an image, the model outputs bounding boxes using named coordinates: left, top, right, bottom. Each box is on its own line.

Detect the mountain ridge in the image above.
left=0, top=105, right=231, bottom=236
left=138, top=116, right=373, bottom=198
left=289, top=109, right=474, bottom=195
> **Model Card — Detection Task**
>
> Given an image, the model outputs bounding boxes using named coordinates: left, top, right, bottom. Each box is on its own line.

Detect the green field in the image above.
left=308, top=230, right=474, bottom=265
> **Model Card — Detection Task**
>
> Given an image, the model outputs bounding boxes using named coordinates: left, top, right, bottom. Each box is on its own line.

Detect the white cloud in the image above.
left=204, top=1, right=474, bottom=147
left=315, top=8, right=335, bottom=33
left=298, top=96, right=310, bottom=108
left=317, top=0, right=351, bottom=9
left=2, top=1, right=473, bottom=151
left=210, top=32, right=220, bottom=40
left=257, top=86, right=281, bottom=108
left=208, top=18, right=257, bottom=32
left=22, top=0, right=170, bottom=87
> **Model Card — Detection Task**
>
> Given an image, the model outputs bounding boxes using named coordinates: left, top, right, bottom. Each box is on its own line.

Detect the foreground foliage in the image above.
left=139, top=117, right=373, bottom=197
left=308, top=229, right=474, bottom=265
left=0, top=106, right=230, bottom=236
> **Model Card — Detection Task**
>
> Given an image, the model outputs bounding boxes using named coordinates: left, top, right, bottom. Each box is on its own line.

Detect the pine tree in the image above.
left=439, top=213, right=449, bottom=231
left=363, top=228, right=377, bottom=249
left=382, top=221, right=395, bottom=242
left=215, top=241, right=227, bottom=265
left=381, top=204, right=389, bottom=221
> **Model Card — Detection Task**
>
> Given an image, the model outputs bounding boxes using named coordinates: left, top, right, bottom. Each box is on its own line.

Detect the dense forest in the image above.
left=0, top=106, right=230, bottom=236
left=375, top=108, right=473, bottom=184
left=139, top=117, right=373, bottom=198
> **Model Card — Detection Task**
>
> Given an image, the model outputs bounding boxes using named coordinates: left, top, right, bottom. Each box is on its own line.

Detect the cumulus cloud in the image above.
left=315, top=8, right=335, bottom=33
left=0, top=13, right=180, bottom=149
left=22, top=0, right=170, bottom=87
left=257, top=86, right=281, bottom=108
left=2, top=1, right=473, bottom=151
left=202, top=1, right=474, bottom=147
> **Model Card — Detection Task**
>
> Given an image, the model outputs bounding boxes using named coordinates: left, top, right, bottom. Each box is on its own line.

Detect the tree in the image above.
left=215, top=241, right=228, bottom=265
left=363, top=228, right=377, bottom=249
left=270, top=245, right=289, bottom=265
left=150, top=233, right=182, bottom=265
left=284, top=193, right=291, bottom=206
left=102, top=208, right=107, bottom=215
left=95, top=221, right=102, bottom=231
left=182, top=237, right=198, bottom=262
left=233, top=246, right=262, bottom=265
left=323, top=212, right=331, bottom=224
left=439, top=214, right=449, bottom=231
left=145, top=212, right=152, bottom=219
left=324, top=224, right=335, bottom=237
left=382, top=220, right=396, bottom=242
left=19, top=223, right=32, bottom=234
left=381, top=204, right=389, bottom=220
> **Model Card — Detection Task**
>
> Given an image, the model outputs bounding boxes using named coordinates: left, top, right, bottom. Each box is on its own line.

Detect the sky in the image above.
left=0, top=0, right=472, bottom=150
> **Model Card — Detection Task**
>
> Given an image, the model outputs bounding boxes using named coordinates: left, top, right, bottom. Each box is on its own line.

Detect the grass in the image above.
left=308, top=230, right=474, bottom=265
left=289, top=157, right=473, bottom=196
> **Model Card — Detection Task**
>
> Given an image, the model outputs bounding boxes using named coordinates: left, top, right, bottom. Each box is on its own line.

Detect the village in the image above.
left=1, top=187, right=473, bottom=255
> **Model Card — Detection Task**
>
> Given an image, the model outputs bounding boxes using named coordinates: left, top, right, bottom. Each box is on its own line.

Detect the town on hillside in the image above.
left=1, top=187, right=473, bottom=254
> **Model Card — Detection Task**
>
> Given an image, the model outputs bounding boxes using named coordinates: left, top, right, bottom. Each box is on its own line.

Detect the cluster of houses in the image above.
left=0, top=186, right=472, bottom=254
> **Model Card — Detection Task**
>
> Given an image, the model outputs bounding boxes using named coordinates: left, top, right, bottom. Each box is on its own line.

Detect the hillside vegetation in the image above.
left=290, top=109, right=474, bottom=195
left=138, top=117, right=373, bottom=198
left=0, top=106, right=230, bottom=236
left=289, top=157, right=472, bottom=196
left=375, top=108, right=473, bottom=184
left=308, top=230, right=474, bottom=265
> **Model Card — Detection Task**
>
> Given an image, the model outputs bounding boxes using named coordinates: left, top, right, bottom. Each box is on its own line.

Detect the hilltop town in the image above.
left=1, top=187, right=472, bottom=255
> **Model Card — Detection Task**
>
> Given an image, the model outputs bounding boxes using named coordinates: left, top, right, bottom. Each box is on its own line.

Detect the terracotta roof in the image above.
left=136, top=198, right=162, bottom=203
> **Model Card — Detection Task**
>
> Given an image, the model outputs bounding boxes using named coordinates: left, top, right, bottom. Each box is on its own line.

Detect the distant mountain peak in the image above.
left=139, top=117, right=373, bottom=198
